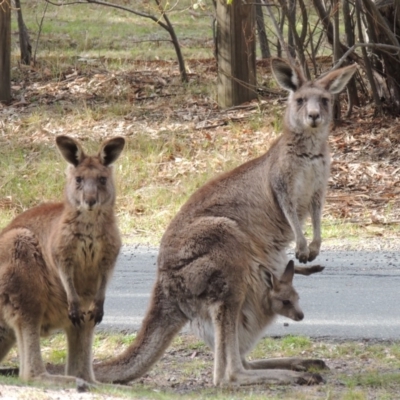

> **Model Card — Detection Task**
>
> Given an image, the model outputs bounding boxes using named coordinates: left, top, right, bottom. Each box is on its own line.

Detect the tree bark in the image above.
left=217, top=0, right=257, bottom=108
left=287, top=0, right=296, bottom=58
left=332, top=0, right=341, bottom=120
left=0, top=0, right=11, bottom=103
left=255, top=1, right=270, bottom=58
left=356, top=0, right=381, bottom=113
left=342, top=0, right=360, bottom=111
left=15, top=0, right=32, bottom=65
left=362, top=0, right=400, bottom=111
left=154, top=0, right=187, bottom=82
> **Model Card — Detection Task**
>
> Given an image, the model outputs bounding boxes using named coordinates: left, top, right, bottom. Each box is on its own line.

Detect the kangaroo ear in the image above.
left=262, top=269, right=274, bottom=290
left=271, top=58, right=306, bottom=92
left=281, top=260, right=295, bottom=284
left=56, top=135, right=85, bottom=167
left=316, top=64, right=357, bottom=94
left=99, top=137, right=125, bottom=166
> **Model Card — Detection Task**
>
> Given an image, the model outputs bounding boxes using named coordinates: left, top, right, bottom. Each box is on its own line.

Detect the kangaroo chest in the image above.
left=293, top=156, right=328, bottom=204
left=56, top=218, right=110, bottom=285
left=74, top=233, right=103, bottom=267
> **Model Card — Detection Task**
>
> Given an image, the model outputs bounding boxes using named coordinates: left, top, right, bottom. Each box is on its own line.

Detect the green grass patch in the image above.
left=13, top=0, right=214, bottom=62
left=2, top=334, right=400, bottom=399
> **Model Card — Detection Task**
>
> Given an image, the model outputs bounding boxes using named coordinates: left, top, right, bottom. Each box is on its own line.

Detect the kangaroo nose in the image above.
left=308, top=113, right=320, bottom=121
left=296, top=311, right=304, bottom=321
left=87, top=198, right=96, bottom=208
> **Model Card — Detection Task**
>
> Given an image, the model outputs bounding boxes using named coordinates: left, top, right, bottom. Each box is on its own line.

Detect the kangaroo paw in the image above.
left=295, top=372, right=325, bottom=385
left=88, top=301, right=104, bottom=325
left=68, top=303, right=85, bottom=327
left=294, top=265, right=325, bottom=276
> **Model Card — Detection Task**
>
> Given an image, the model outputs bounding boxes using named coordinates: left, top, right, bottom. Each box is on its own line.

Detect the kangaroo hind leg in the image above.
left=65, top=322, right=96, bottom=383
left=0, top=325, right=18, bottom=376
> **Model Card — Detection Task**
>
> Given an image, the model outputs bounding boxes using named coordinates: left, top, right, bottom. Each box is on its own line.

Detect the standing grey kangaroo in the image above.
left=0, top=135, right=125, bottom=384
left=94, top=59, right=357, bottom=386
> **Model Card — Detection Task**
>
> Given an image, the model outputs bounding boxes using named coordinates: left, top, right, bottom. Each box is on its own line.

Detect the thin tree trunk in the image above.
left=276, top=0, right=310, bottom=77
left=362, top=0, right=400, bottom=111
left=255, top=1, right=270, bottom=58
left=0, top=0, right=11, bottom=103
left=332, top=0, right=341, bottom=121
left=15, top=0, right=32, bottom=65
left=312, top=0, right=358, bottom=63
left=287, top=0, right=296, bottom=58
left=342, top=0, right=360, bottom=112
left=356, top=0, right=382, bottom=114
left=154, top=0, right=187, bottom=82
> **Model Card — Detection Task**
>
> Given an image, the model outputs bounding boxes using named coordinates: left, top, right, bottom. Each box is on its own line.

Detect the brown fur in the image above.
left=94, top=59, right=357, bottom=386
left=0, top=135, right=125, bottom=384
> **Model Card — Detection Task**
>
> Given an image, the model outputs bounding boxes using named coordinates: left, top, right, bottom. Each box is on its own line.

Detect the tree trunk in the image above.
left=332, top=0, right=341, bottom=121
left=362, top=0, right=400, bottom=112
left=15, top=0, right=32, bottom=65
left=0, top=0, right=11, bottom=103
left=342, top=0, right=360, bottom=111
left=356, top=0, right=381, bottom=113
left=276, top=0, right=310, bottom=77
left=287, top=0, right=296, bottom=58
left=154, top=0, right=187, bottom=82
left=216, top=0, right=257, bottom=108
left=255, top=1, right=270, bottom=58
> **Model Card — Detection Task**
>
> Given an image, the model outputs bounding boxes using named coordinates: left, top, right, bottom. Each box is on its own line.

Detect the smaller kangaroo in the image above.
left=93, top=60, right=356, bottom=386
left=0, top=135, right=125, bottom=384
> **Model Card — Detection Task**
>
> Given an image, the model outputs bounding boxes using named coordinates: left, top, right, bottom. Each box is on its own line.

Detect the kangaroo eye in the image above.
left=296, top=98, right=304, bottom=106
left=321, top=97, right=329, bottom=106
left=282, top=300, right=291, bottom=306
left=75, top=177, right=83, bottom=184
left=99, top=177, right=107, bottom=185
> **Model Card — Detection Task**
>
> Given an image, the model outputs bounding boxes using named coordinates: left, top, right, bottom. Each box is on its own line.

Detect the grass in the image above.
left=2, top=333, right=400, bottom=399
left=14, top=1, right=215, bottom=62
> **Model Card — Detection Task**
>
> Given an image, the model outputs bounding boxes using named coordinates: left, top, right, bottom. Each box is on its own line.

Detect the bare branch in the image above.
left=33, top=0, right=48, bottom=66
left=44, top=0, right=170, bottom=31
left=333, top=42, right=400, bottom=69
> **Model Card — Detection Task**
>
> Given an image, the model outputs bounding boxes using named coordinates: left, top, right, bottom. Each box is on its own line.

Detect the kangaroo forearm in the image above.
left=58, top=266, right=79, bottom=304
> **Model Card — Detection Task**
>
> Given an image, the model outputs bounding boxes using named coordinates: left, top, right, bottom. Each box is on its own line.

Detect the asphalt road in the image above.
left=101, top=245, right=400, bottom=341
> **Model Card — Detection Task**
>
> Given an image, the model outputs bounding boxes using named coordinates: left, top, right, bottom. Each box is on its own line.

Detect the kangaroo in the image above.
left=0, top=135, right=125, bottom=384
left=93, top=59, right=357, bottom=386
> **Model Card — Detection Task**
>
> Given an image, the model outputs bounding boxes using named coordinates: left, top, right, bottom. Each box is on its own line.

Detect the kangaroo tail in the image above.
left=94, top=281, right=187, bottom=384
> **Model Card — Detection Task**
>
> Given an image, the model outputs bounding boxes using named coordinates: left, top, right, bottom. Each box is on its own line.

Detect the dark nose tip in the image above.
left=309, top=113, right=320, bottom=121
left=297, top=312, right=304, bottom=321
left=87, top=199, right=96, bottom=207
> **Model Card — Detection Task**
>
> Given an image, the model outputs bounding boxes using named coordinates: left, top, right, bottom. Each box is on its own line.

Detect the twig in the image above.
left=33, top=0, right=48, bottom=66
left=195, top=121, right=227, bottom=130
left=333, top=42, right=400, bottom=70
left=135, top=93, right=176, bottom=101
left=44, top=0, right=169, bottom=30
